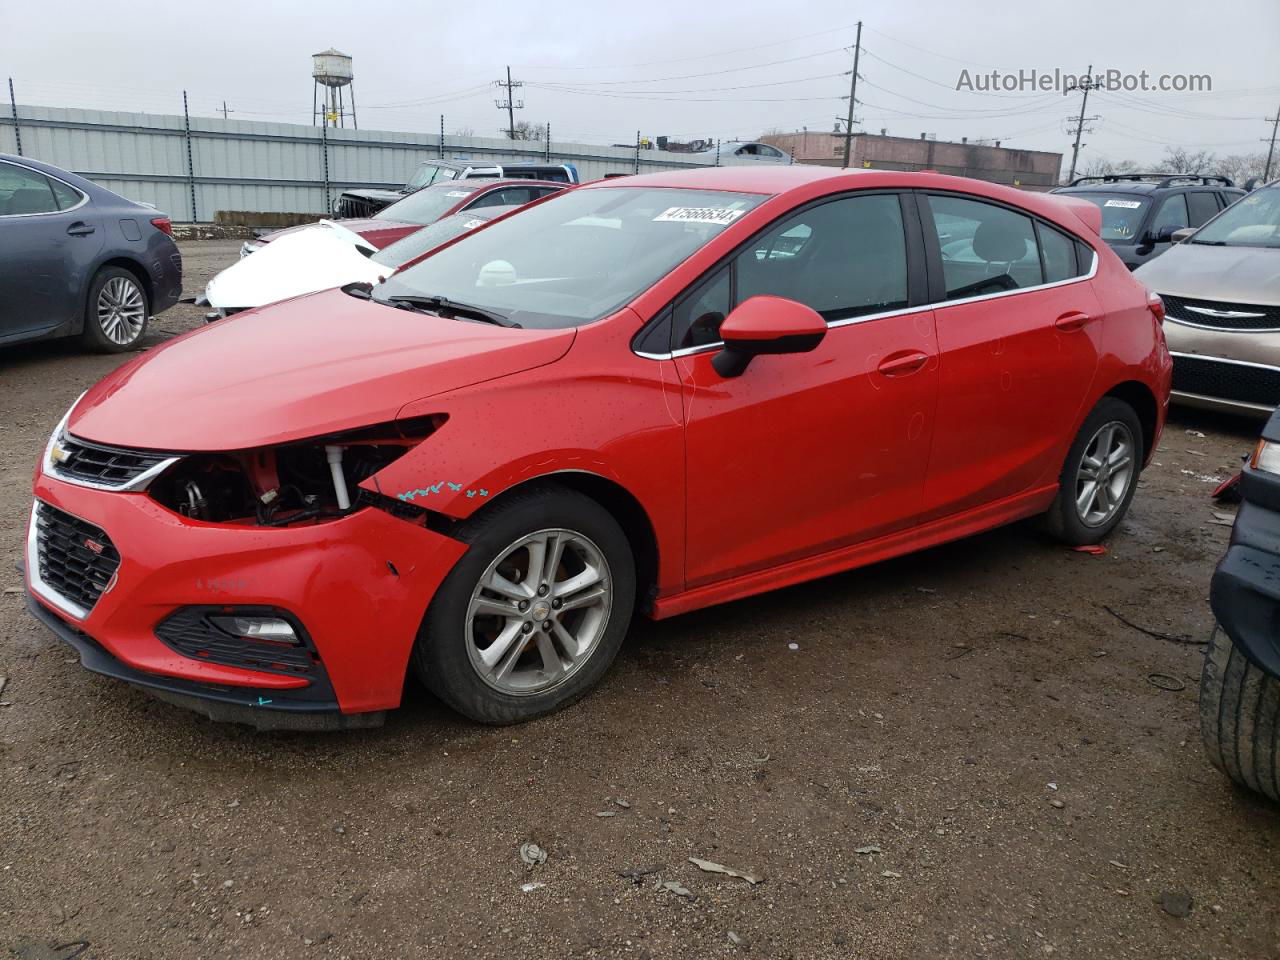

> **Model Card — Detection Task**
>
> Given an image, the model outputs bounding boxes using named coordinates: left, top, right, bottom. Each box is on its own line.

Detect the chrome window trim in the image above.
left=0, top=158, right=89, bottom=218
left=634, top=249, right=1099, bottom=362
left=26, top=500, right=92, bottom=622
left=1170, top=351, right=1280, bottom=373
left=1163, top=314, right=1280, bottom=334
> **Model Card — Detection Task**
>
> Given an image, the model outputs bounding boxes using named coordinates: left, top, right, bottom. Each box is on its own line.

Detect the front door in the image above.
left=677, top=192, right=939, bottom=588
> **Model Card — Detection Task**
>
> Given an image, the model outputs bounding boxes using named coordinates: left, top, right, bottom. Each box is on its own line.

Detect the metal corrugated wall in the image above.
left=0, top=104, right=711, bottom=221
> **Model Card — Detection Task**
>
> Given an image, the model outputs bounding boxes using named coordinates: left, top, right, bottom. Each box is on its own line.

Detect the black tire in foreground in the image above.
left=1044, top=397, right=1144, bottom=546
left=412, top=486, right=636, bottom=724
left=1200, top=625, right=1280, bottom=803
left=80, top=266, right=149, bottom=353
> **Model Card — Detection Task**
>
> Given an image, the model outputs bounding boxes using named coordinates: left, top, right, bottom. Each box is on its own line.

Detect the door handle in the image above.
left=66, top=222, right=96, bottom=237
left=877, top=351, right=929, bottom=377
left=1054, top=310, right=1093, bottom=332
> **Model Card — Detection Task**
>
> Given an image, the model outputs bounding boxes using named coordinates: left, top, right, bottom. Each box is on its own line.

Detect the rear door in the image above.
left=677, top=191, right=939, bottom=586
left=1187, top=190, right=1220, bottom=228
left=0, top=161, right=100, bottom=342
left=918, top=192, right=1102, bottom=518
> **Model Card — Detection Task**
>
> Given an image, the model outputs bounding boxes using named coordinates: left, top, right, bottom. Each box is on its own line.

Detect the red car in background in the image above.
left=24, top=166, right=1171, bottom=730
left=239, top=178, right=568, bottom=255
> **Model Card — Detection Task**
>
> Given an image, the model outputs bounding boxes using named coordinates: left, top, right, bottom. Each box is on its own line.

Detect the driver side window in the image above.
left=1151, top=194, right=1189, bottom=236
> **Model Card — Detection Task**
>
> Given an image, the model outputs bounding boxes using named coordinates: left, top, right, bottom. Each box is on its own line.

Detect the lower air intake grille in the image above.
left=1172, top=355, right=1280, bottom=407
left=334, top=194, right=387, bottom=219
left=155, top=608, right=319, bottom=677
left=35, top=502, right=120, bottom=613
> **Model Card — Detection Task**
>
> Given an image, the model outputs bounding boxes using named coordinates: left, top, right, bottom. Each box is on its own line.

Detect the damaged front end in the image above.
left=144, top=414, right=449, bottom=529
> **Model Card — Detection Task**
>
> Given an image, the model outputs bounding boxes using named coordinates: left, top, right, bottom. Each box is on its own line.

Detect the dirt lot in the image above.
left=1, top=240, right=1277, bottom=960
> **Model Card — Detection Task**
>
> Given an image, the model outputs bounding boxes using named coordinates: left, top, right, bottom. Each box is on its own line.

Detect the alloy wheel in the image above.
left=96, top=276, right=146, bottom=345
left=465, top=528, right=613, bottom=696
left=1075, top=420, right=1136, bottom=527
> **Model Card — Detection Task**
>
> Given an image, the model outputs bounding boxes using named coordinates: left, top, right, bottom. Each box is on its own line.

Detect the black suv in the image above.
left=1202, top=410, right=1280, bottom=803
left=1052, top=174, right=1244, bottom=270
left=334, top=160, right=579, bottom=219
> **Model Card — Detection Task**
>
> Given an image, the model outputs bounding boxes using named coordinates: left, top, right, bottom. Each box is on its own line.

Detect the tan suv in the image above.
left=1135, top=183, right=1280, bottom=417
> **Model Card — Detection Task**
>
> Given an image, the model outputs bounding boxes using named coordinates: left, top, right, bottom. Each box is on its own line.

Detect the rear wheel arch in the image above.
left=1102, top=380, right=1158, bottom=464
left=457, top=471, right=661, bottom=615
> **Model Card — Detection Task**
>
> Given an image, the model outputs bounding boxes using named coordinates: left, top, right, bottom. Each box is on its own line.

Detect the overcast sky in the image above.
left=5, top=0, right=1278, bottom=168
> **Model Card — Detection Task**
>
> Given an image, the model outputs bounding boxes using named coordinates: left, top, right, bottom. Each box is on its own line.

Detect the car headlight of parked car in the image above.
left=239, top=240, right=264, bottom=258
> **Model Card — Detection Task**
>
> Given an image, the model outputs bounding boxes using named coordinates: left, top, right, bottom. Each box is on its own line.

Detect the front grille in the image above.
left=155, top=609, right=319, bottom=677
left=335, top=193, right=387, bottom=219
left=51, top=434, right=171, bottom=487
left=35, top=503, right=121, bottom=613
left=1172, top=354, right=1280, bottom=407
left=1163, top=294, right=1280, bottom=331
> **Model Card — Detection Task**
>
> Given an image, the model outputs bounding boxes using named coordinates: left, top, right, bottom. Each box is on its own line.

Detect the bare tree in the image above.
left=1073, top=155, right=1140, bottom=181
left=1212, top=152, right=1268, bottom=184
left=1158, top=146, right=1217, bottom=174
left=507, top=120, right=546, bottom=141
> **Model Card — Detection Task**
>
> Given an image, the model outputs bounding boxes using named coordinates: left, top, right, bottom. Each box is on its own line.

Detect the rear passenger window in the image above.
left=734, top=193, right=909, bottom=322
left=927, top=195, right=1042, bottom=299
left=1187, top=192, right=1219, bottom=227
left=49, top=179, right=83, bottom=210
left=1037, top=223, right=1080, bottom=283
left=0, top=162, right=59, bottom=216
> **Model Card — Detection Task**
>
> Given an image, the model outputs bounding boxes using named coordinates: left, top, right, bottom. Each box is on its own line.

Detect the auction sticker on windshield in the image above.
left=1104, top=199, right=1143, bottom=209
left=653, top=207, right=747, bottom=225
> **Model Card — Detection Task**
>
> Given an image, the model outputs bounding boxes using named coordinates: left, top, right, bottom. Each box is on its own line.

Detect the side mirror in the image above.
left=1171, top=227, right=1196, bottom=244
left=712, top=295, right=826, bottom=378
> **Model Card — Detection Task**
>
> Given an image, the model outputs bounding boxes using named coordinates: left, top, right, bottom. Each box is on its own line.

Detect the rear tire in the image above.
left=411, top=486, right=636, bottom=724
left=80, top=266, right=149, bottom=353
left=1200, top=626, right=1280, bottom=803
left=1044, top=397, right=1143, bottom=545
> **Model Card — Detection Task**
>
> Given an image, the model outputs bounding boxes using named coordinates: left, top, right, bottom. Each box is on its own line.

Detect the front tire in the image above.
left=1045, top=397, right=1143, bottom=545
left=81, top=266, right=149, bottom=353
left=412, top=486, right=636, bottom=724
left=1200, top=626, right=1280, bottom=803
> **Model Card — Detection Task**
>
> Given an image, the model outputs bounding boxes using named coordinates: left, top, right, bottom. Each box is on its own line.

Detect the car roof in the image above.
left=422, top=178, right=566, bottom=194
left=586, top=166, right=1105, bottom=237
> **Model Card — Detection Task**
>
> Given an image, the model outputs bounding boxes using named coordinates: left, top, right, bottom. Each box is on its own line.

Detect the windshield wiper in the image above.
left=380, top=294, right=521, bottom=328
left=1189, top=239, right=1227, bottom=245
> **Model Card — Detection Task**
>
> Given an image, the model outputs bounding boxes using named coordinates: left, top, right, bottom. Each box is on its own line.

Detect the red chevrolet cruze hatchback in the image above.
left=25, top=167, right=1171, bottom=728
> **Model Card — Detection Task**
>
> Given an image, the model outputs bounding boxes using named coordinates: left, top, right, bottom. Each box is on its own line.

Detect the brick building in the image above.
left=760, top=130, right=1063, bottom=190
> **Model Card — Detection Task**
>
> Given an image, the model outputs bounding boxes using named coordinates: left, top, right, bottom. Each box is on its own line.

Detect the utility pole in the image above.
left=1263, top=104, right=1280, bottom=182
left=1066, top=65, right=1100, bottom=183
left=220, top=101, right=233, bottom=120
left=841, top=21, right=862, bottom=169
left=494, top=65, right=524, bottom=139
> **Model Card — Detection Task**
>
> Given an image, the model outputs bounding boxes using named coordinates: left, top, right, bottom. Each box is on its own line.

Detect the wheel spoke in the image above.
left=1077, top=480, right=1098, bottom=517
left=534, top=631, right=566, bottom=679
left=553, top=564, right=603, bottom=601
left=473, top=595, right=520, bottom=619
left=482, top=621, right=526, bottom=678
left=523, top=535, right=548, bottom=593
left=558, top=583, right=608, bottom=613
left=1107, top=447, right=1131, bottom=472
left=1079, top=455, right=1102, bottom=481
left=1094, top=480, right=1111, bottom=513
left=486, top=570, right=532, bottom=601
left=541, top=533, right=566, bottom=588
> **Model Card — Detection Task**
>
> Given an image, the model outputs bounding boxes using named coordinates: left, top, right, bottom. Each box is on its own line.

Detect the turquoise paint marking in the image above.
left=397, top=482, right=496, bottom=503
left=257, top=697, right=272, bottom=706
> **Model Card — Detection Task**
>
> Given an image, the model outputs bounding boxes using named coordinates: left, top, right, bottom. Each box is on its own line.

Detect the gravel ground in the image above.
left=1, top=240, right=1277, bottom=959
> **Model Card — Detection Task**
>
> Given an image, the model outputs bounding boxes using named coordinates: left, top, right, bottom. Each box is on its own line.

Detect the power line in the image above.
left=524, top=47, right=847, bottom=87
left=1265, top=104, right=1280, bottom=180
left=514, top=23, right=862, bottom=71
left=530, top=71, right=847, bottom=97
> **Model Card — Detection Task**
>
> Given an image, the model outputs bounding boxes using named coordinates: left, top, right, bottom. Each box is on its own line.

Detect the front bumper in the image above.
left=1211, top=475, right=1280, bottom=678
left=25, top=471, right=467, bottom=722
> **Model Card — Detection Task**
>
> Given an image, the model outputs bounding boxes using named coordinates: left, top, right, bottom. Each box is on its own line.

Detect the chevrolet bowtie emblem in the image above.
left=1184, top=305, right=1266, bottom=319
left=49, top=441, right=71, bottom=465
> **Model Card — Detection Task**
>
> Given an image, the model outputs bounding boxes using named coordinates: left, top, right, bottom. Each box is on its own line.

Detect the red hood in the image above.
left=260, top=218, right=419, bottom=250
left=69, top=288, right=575, bottom=452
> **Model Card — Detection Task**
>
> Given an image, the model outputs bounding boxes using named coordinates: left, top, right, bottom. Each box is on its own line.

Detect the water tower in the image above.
left=312, top=49, right=357, bottom=129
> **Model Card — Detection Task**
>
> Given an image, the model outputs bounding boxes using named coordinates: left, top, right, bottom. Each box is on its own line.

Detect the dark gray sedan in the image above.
left=0, top=153, right=182, bottom=352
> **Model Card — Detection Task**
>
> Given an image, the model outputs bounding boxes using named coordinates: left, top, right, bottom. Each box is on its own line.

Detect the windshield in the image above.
left=1067, top=192, right=1150, bottom=242
left=376, top=187, right=767, bottom=328
left=375, top=184, right=476, bottom=225
left=1191, top=185, right=1280, bottom=247
left=372, top=210, right=506, bottom=267
left=403, top=163, right=459, bottom=192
